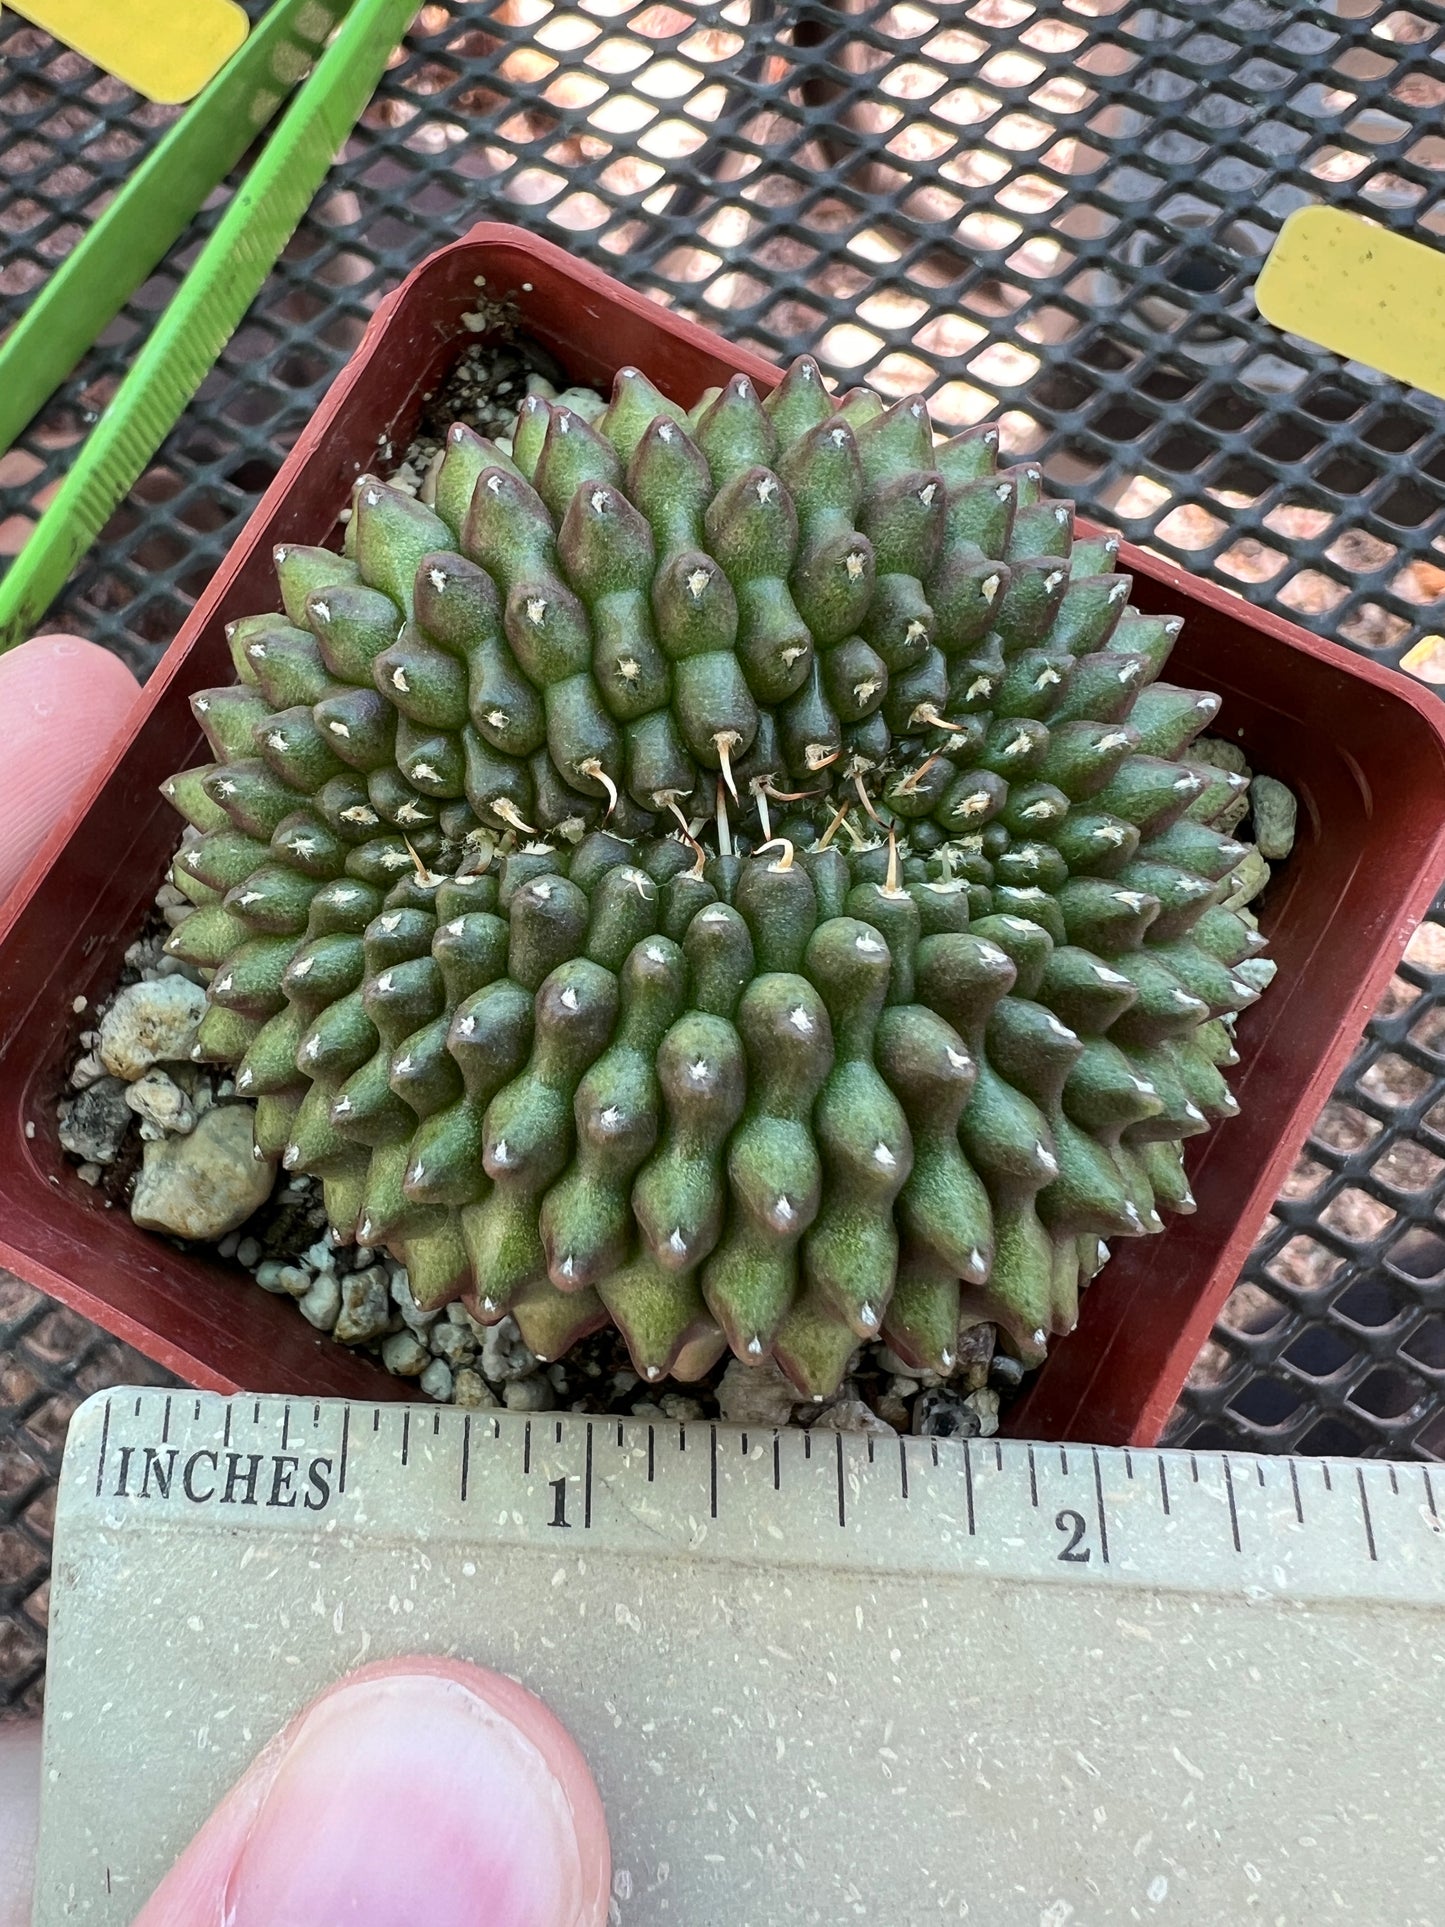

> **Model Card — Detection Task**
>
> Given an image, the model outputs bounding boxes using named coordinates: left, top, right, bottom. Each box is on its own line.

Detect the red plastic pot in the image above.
left=2, top=223, right=1444, bottom=1441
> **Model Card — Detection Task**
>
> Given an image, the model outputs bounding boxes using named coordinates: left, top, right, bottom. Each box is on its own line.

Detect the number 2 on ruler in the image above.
left=1055, top=1508, right=1091, bottom=1563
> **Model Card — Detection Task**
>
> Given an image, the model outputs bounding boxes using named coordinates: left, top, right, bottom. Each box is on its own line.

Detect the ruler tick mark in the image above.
left=1289, top=1459, right=1304, bottom=1524
left=460, top=1415, right=471, bottom=1502
left=773, top=1434, right=780, bottom=1491
left=491, top=1419, right=499, bottom=1440
left=523, top=1421, right=531, bottom=1476
left=433, top=1413, right=440, bottom=1437
left=1357, top=1467, right=1378, bottom=1561
left=740, top=1432, right=749, bottom=1457
left=555, top=1421, right=563, bottom=1446
left=867, top=1437, right=875, bottom=1465
left=1256, top=1461, right=1266, bottom=1486
left=931, top=1439, right=939, bottom=1468
left=585, top=1423, right=593, bottom=1529
left=1028, top=1445, right=1038, bottom=1509
left=899, top=1438, right=909, bottom=1500
left=1423, top=1465, right=1438, bottom=1522
left=804, top=1433, right=812, bottom=1461
left=133, top=1396, right=142, bottom=1419
left=1388, top=1464, right=1399, bottom=1495
left=1091, top=1448, right=1111, bottom=1565
left=372, top=1408, right=380, bottom=1432
left=162, top=1396, right=172, bottom=1445
left=401, top=1411, right=410, bottom=1467
left=252, top=1400, right=259, bottom=1426
left=313, top=1402, right=321, bottom=1428
left=193, top=1398, right=201, bottom=1423
left=339, top=1406, right=351, bottom=1496
left=281, top=1405, right=291, bottom=1452
left=223, top=1406, right=232, bottom=1449
left=1223, top=1458, right=1241, bottom=1553
left=1322, top=1462, right=1333, bottom=1493
left=646, top=1425, right=654, bottom=1483
left=1157, top=1457, right=1170, bottom=1516
left=963, top=1446, right=976, bottom=1536
left=617, top=1422, right=624, bottom=1449
left=1058, top=1446, right=1068, bottom=1474
left=94, top=1396, right=111, bottom=1498
left=1190, top=1453, right=1199, bottom=1484
left=836, top=1433, right=846, bottom=1529
left=1123, top=1448, right=1134, bottom=1480
left=709, top=1427, right=718, bottom=1520
left=678, top=1424, right=686, bottom=1454
left=993, top=1439, right=1002, bottom=1472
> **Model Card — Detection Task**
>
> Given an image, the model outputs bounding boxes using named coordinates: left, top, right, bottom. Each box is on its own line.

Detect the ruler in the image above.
left=37, top=1391, right=1445, bottom=1925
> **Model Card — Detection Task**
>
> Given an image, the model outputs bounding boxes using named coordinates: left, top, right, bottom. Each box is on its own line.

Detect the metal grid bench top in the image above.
left=1, top=0, right=1444, bottom=1710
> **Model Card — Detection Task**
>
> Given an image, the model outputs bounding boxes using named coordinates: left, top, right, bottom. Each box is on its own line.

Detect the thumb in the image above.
left=0, top=632, right=140, bottom=906
left=135, top=1657, right=610, bottom=1926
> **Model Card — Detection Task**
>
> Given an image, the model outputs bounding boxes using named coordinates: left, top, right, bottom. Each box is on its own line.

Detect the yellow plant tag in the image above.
left=1256, top=206, right=1445, bottom=401
left=8, top=0, right=248, bottom=104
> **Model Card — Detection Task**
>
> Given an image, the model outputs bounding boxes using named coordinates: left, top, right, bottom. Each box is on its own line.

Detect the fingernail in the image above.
left=221, top=1665, right=606, bottom=1927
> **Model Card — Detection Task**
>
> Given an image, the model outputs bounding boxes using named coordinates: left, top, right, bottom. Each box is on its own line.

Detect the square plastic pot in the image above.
left=3, top=222, right=1444, bottom=1441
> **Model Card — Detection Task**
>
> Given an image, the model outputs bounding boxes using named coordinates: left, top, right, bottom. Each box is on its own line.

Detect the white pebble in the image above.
left=502, top=1374, right=553, bottom=1412
left=659, top=1394, right=705, bottom=1422
left=98, top=978, right=207, bottom=1081
left=298, top=1271, right=342, bottom=1331
left=429, top=1321, right=475, bottom=1367
left=124, top=1068, right=196, bottom=1136
left=335, top=1267, right=392, bottom=1345
left=381, top=1330, right=429, bottom=1376
left=964, top=1388, right=1001, bottom=1437
left=482, top=1315, right=537, bottom=1382
left=452, top=1369, right=499, bottom=1409
left=420, top=1359, right=454, bottom=1402
left=811, top=1393, right=895, bottom=1437
left=716, top=1357, right=797, bottom=1428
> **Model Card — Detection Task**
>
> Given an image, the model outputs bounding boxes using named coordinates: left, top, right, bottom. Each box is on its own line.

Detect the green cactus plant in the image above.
left=162, top=357, right=1272, bottom=1397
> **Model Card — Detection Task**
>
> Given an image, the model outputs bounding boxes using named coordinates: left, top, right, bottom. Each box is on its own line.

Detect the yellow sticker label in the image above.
left=1257, top=205, right=1445, bottom=402
left=9, top=0, right=248, bottom=104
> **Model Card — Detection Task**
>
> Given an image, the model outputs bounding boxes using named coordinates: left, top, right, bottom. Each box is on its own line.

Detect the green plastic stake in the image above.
left=0, top=0, right=355, bottom=460
left=0, top=0, right=419, bottom=654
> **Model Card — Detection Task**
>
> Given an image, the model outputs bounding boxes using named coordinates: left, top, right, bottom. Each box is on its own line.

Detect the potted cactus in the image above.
left=159, top=349, right=1272, bottom=1405
left=2, top=224, right=1444, bottom=1443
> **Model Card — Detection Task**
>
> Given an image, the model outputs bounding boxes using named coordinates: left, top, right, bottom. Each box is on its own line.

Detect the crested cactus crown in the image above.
left=162, top=356, right=1270, bottom=1397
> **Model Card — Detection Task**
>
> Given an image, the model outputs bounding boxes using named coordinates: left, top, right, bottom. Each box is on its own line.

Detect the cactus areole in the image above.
left=161, top=358, right=1271, bottom=1399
